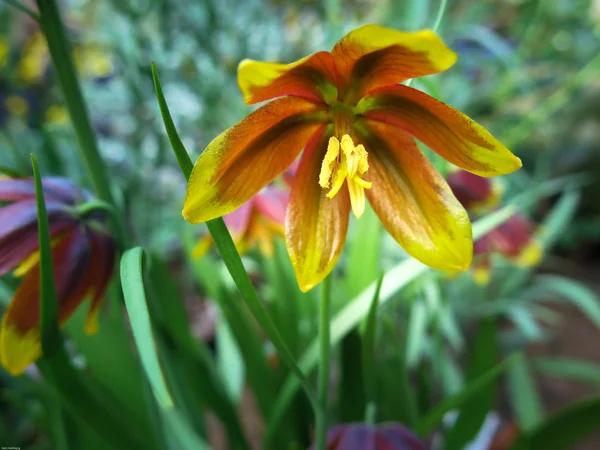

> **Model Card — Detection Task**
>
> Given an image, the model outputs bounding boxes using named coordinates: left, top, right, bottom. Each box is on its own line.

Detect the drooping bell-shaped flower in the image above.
left=0, top=177, right=116, bottom=375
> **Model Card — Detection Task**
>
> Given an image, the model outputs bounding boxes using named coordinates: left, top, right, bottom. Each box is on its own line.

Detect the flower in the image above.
left=446, top=170, right=542, bottom=284
left=183, top=25, right=521, bottom=291
left=311, top=422, right=427, bottom=450
left=192, top=184, right=288, bottom=258
left=445, top=169, right=503, bottom=213
left=0, top=177, right=116, bottom=375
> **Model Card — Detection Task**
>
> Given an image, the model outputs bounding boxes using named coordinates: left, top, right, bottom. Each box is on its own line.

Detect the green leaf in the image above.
left=216, top=320, right=245, bottom=403
left=532, top=275, right=600, bottom=329
left=445, top=319, right=498, bottom=450
left=346, top=205, right=381, bottom=298
left=507, top=354, right=543, bottom=432
left=405, top=298, right=428, bottom=368
left=532, top=357, right=600, bottom=386
left=120, top=247, right=173, bottom=409
left=511, top=396, right=600, bottom=450
left=416, top=354, right=520, bottom=436
left=362, top=273, right=383, bottom=422
left=151, top=62, right=193, bottom=180
left=66, top=307, right=152, bottom=436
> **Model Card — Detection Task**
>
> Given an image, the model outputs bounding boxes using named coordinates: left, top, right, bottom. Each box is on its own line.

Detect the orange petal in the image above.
left=286, top=125, right=350, bottom=292
left=0, top=230, right=94, bottom=375
left=238, top=52, right=338, bottom=105
left=359, top=119, right=473, bottom=271
left=183, top=97, right=327, bottom=223
left=331, top=25, right=457, bottom=102
left=359, top=85, right=521, bottom=176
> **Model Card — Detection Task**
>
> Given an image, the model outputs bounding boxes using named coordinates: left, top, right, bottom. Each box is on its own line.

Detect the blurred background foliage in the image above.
left=1, top=0, right=600, bottom=449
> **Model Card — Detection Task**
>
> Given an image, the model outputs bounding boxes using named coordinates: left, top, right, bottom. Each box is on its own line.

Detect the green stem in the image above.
left=35, top=0, right=127, bottom=245
left=315, top=275, right=332, bottom=450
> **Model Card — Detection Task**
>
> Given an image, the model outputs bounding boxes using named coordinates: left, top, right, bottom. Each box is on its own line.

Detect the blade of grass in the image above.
left=120, top=248, right=173, bottom=409
left=416, top=354, right=520, bottom=436
left=507, top=353, right=543, bottom=432
left=444, top=318, right=499, bottom=450
left=362, top=273, right=384, bottom=424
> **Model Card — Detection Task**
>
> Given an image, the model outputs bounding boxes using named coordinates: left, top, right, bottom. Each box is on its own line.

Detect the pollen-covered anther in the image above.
left=318, top=134, right=372, bottom=218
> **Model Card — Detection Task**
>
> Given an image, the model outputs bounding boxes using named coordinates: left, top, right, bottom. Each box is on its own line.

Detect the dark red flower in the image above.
left=0, top=177, right=116, bottom=375
left=447, top=170, right=542, bottom=284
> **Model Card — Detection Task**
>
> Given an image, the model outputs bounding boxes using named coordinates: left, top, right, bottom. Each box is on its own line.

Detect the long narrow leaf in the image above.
left=120, top=247, right=173, bottom=408
left=444, top=318, right=498, bottom=450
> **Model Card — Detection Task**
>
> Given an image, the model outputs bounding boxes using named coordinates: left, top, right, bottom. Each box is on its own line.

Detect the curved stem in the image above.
left=315, top=275, right=332, bottom=450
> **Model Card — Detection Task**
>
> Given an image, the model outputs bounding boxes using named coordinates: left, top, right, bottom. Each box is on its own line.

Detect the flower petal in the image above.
left=223, top=201, right=254, bottom=238
left=359, top=119, right=472, bottom=270
left=83, top=230, right=117, bottom=335
left=0, top=200, right=77, bottom=276
left=0, top=230, right=92, bottom=375
left=0, top=177, right=84, bottom=204
left=285, top=125, right=350, bottom=292
left=183, top=97, right=326, bottom=223
left=331, top=25, right=457, bottom=101
left=254, top=185, right=289, bottom=226
left=359, top=85, right=521, bottom=176
left=238, top=52, right=338, bottom=104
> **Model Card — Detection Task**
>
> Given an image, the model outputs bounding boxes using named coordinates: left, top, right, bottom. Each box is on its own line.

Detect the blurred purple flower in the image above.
left=0, top=177, right=116, bottom=376
left=310, top=423, right=427, bottom=450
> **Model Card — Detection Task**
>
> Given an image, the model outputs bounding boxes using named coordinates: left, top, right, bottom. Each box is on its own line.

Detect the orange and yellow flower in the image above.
left=0, top=177, right=116, bottom=375
left=183, top=25, right=521, bottom=291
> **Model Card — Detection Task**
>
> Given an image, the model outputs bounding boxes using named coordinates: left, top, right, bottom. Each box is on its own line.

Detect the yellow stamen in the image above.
left=318, top=134, right=372, bottom=218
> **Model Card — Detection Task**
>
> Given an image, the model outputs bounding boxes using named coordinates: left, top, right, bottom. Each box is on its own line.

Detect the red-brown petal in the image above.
left=331, top=25, right=457, bottom=102
left=183, top=97, right=326, bottom=223
left=359, top=119, right=473, bottom=271
left=238, top=52, right=339, bottom=104
left=359, top=85, right=521, bottom=176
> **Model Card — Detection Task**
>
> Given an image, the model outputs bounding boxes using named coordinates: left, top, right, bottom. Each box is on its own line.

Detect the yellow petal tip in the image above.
left=0, top=326, right=41, bottom=376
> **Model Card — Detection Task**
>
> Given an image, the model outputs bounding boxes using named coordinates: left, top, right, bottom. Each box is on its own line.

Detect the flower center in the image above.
left=318, top=134, right=372, bottom=218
